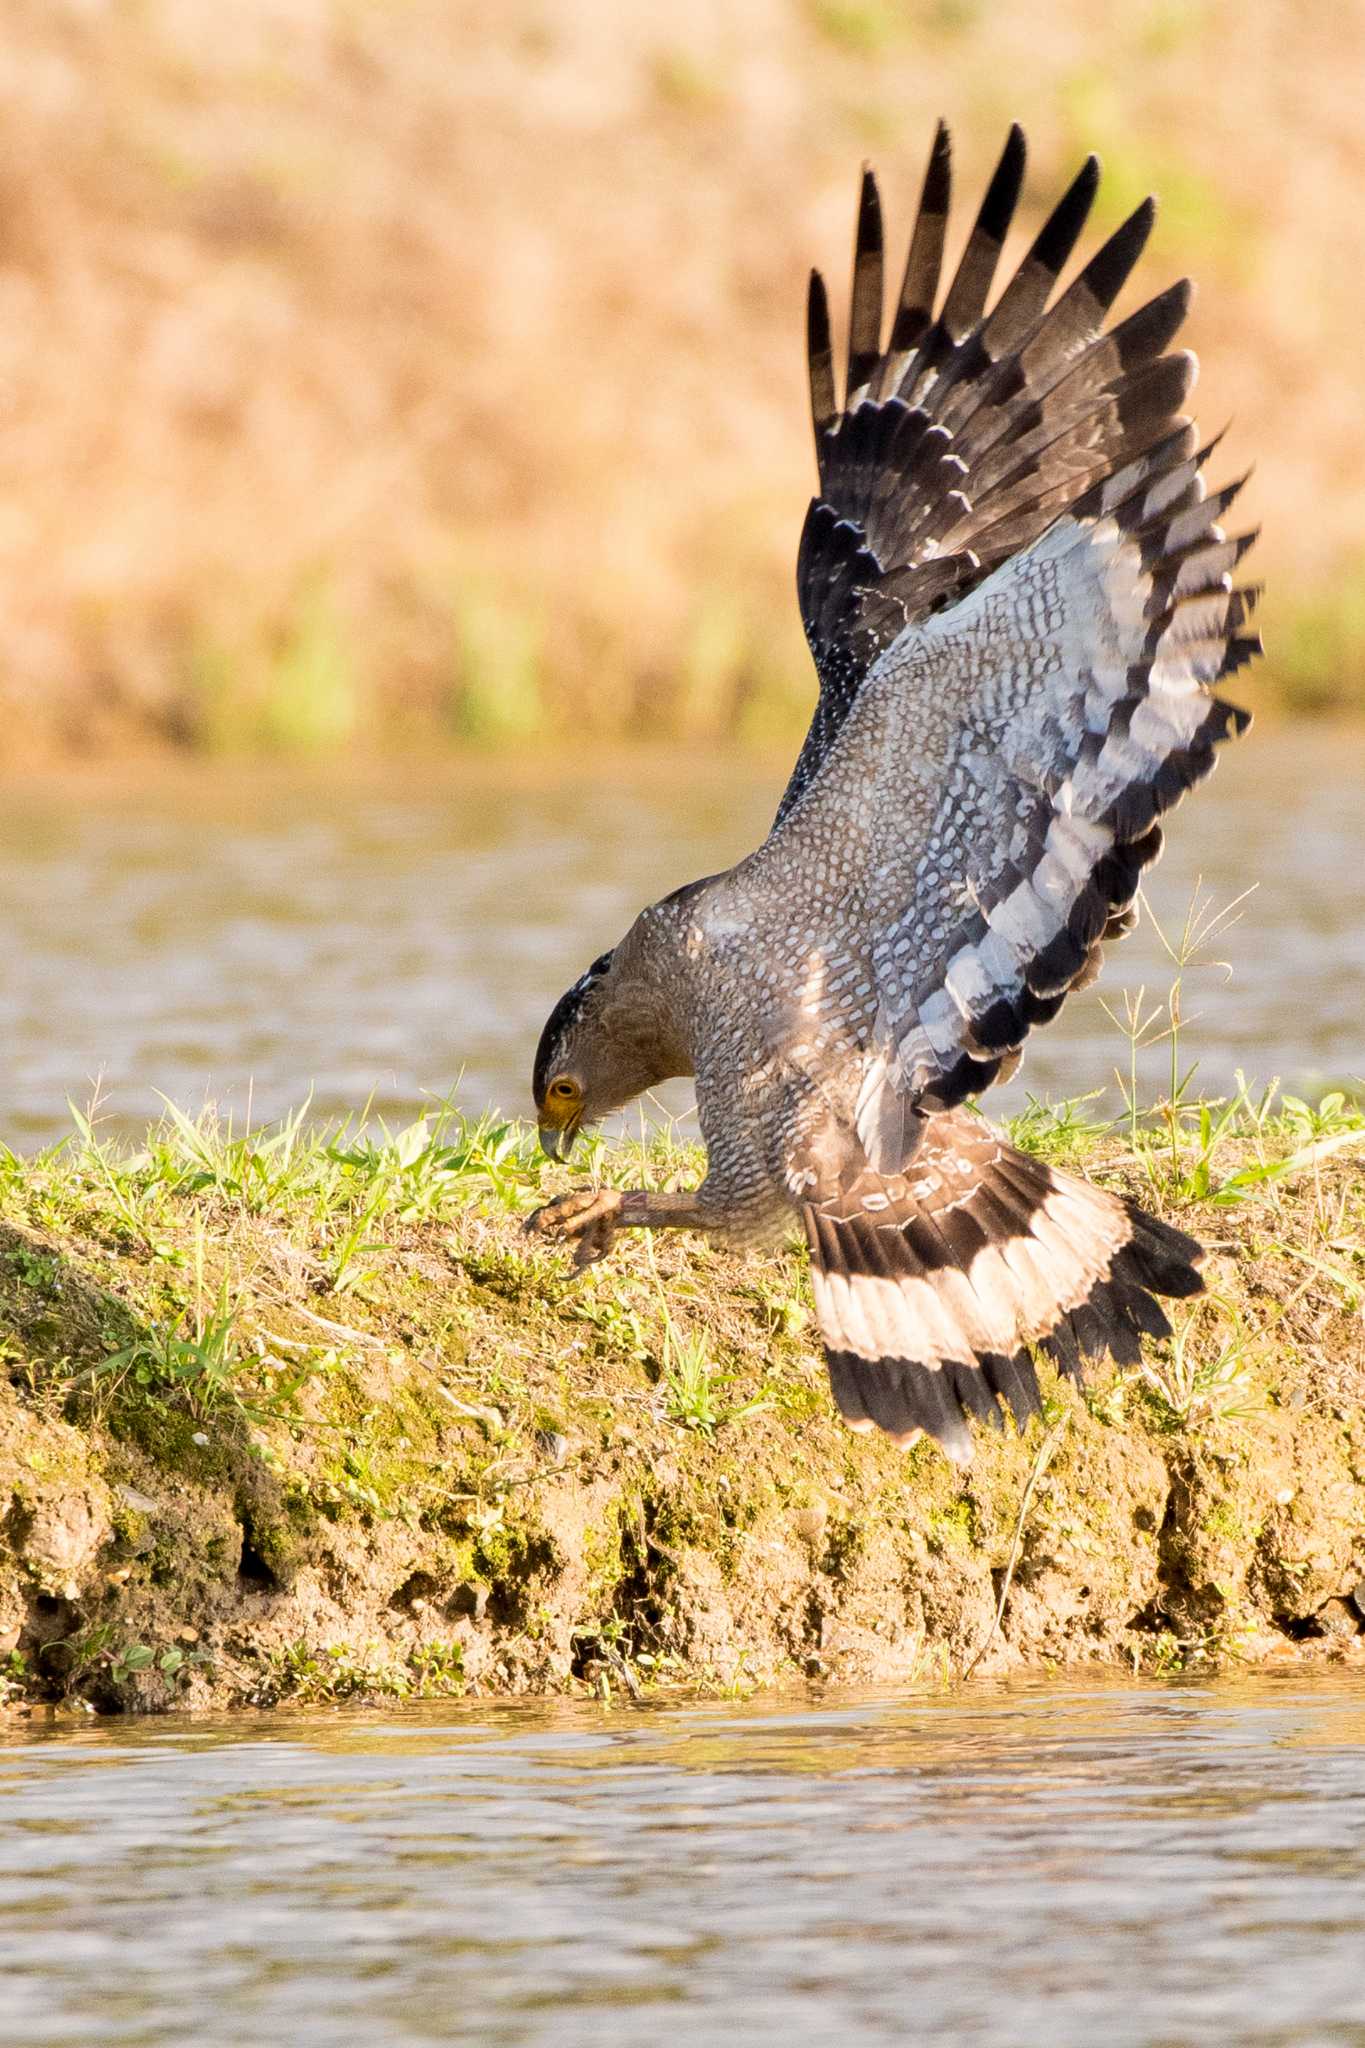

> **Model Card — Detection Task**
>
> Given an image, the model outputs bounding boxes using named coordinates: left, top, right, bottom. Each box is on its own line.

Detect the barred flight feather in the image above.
left=779, top=124, right=1256, bottom=834
left=803, top=1112, right=1203, bottom=1461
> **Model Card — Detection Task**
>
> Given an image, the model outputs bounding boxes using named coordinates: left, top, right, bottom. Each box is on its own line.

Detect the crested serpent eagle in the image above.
left=526, top=123, right=1259, bottom=1462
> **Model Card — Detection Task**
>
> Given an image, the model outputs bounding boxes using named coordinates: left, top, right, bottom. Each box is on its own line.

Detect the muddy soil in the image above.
left=3, top=1152, right=1364, bottom=1714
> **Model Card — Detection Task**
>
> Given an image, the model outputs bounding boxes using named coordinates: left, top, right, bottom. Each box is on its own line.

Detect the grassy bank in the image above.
left=2, top=1082, right=1363, bottom=1715
left=3, top=3, right=1365, bottom=753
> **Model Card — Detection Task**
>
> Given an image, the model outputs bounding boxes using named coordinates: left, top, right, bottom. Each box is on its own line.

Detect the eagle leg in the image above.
left=525, top=1187, right=708, bottom=1270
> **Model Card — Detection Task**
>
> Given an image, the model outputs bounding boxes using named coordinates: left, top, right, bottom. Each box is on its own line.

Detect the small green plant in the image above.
left=659, top=1325, right=722, bottom=1434
left=265, top=1637, right=464, bottom=1704
left=1099, top=878, right=1255, bottom=1151
left=657, top=1323, right=772, bottom=1437
left=93, top=1280, right=242, bottom=1417
left=325, top=1181, right=392, bottom=1295
left=570, top=1286, right=651, bottom=1360
left=7, top=1246, right=61, bottom=1293
left=740, top=1273, right=810, bottom=1342
left=1008, top=1090, right=1111, bottom=1163
left=66, top=1101, right=181, bottom=1258
left=94, top=1095, right=545, bottom=1235
left=1142, top=1611, right=1258, bottom=1674
left=1138, top=1298, right=1269, bottom=1433
left=640, top=1222, right=773, bottom=1438
left=328, top=1109, right=539, bottom=1220
left=0, top=1650, right=29, bottom=1707
left=109, top=1642, right=155, bottom=1684
left=65, top=1209, right=328, bottom=1429
left=147, top=1093, right=320, bottom=1210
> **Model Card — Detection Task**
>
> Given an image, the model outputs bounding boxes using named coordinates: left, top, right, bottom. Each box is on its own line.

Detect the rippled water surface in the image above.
left=0, top=733, right=1361, bottom=1144
left=0, top=729, right=1358, bottom=1146
left=4, top=1679, right=1365, bottom=2046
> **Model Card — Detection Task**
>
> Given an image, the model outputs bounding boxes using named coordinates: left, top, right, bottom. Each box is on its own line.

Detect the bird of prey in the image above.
left=526, top=123, right=1258, bottom=1462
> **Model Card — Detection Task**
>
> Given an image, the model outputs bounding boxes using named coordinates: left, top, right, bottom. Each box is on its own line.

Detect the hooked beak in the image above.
left=538, top=1120, right=578, bottom=1162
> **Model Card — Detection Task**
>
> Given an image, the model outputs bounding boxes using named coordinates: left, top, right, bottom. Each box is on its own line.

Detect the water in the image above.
left=0, top=733, right=1361, bottom=1147
left=3, top=1679, right=1365, bottom=2046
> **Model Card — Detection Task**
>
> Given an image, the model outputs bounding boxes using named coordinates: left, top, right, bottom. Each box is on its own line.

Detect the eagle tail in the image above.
left=802, top=1121, right=1203, bottom=1462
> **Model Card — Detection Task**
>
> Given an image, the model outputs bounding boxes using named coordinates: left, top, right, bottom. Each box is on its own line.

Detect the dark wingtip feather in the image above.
left=1031, top=152, right=1101, bottom=277
left=1113, top=278, right=1193, bottom=368
left=807, top=268, right=836, bottom=443
left=977, top=148, right=1103, bottom=351
left=847, top=166, right=885, bottom=397
left=979, top=122, right=1028, bottom=243
left=789, top=118, right=1259, bottom=869
left=939, top=123, right=1027, bottom=335
left=1081, top=196, right=1157, bottom=311
left=922, top=118, right=952, bottom=214
left=889, top=122, right=953, bottom=354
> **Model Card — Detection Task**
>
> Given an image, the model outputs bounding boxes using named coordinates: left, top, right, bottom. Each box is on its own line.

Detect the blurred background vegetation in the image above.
left=0, top=0, right=1358, bottom=758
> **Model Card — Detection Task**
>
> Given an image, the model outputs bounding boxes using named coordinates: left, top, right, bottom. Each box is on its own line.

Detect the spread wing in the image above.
left=777, top=122, right=1206, bottom=829
left=854, top=419, right=1258, bottom=1157
left=763, top=129, right=1258, bottom=1164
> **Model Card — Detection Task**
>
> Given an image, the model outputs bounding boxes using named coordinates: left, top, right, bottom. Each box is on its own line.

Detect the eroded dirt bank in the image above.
left=2, top=1110, right=1363, bottom=1713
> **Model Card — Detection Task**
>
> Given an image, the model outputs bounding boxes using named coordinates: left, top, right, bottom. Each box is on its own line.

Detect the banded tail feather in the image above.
left=802, top=1111, right=1204, bottom=1462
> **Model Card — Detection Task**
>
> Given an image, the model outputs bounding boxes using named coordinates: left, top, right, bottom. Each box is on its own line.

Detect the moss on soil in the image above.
left=1, top=1095, right=1363, bottom=1715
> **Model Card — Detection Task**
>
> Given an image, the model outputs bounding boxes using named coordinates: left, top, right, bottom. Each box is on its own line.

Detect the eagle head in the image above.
left=531, top=949, right=620, bottom=1160
left=532, top=934, right=694, bottom=1160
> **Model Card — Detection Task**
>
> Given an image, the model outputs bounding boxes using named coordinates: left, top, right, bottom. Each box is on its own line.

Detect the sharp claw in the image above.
left=524, top=1188, right=622, bottom=1263
left=572, top=1217, right=618, bottom=1271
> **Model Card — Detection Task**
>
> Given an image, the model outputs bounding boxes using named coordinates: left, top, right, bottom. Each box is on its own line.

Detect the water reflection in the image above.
left=0, top=733, right=1361, bottom=1146
left=2, top=1679, right=1365, bottom=2046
